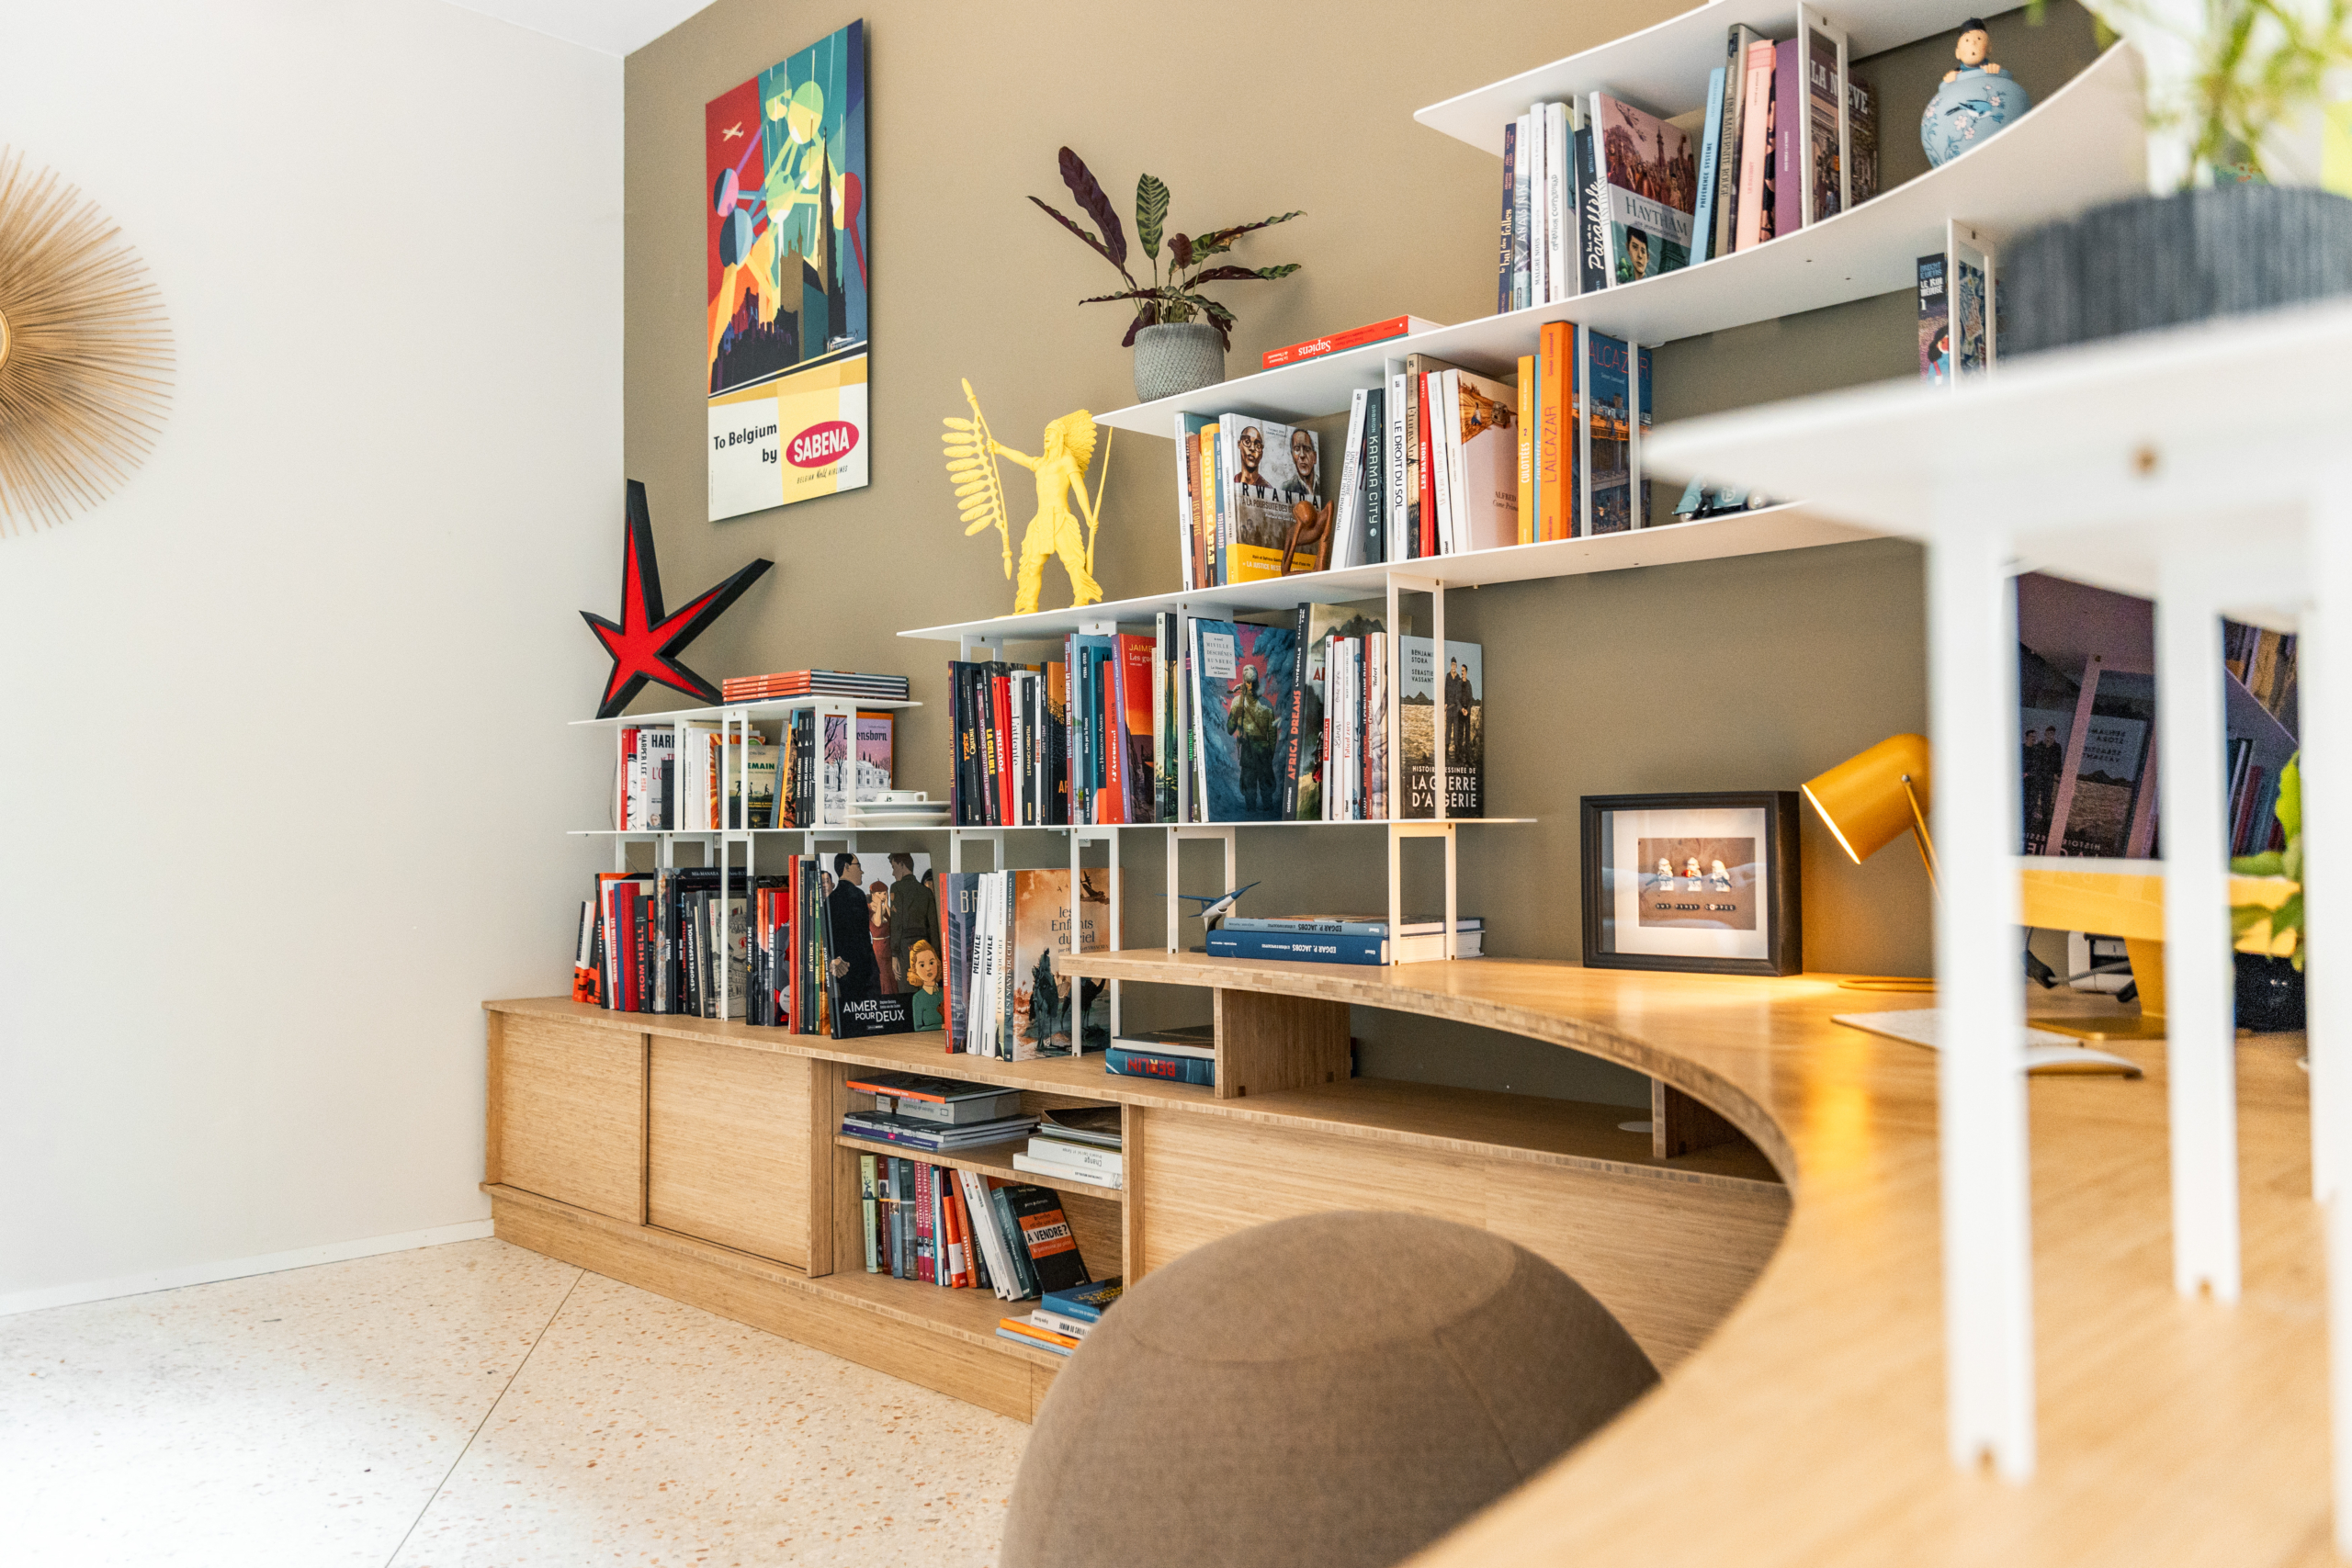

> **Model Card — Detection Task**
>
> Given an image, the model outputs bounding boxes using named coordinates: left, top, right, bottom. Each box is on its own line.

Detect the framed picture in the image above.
left=1580, top=792, right=1803, bottom=976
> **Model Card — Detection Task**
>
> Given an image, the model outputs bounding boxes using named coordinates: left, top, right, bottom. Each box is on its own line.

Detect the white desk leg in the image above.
left=2156, top=568, right=2240, bottom=1300
left=1930, top=518, right=2036, bottom=1481
left=2307, top=481, right=2351, bottom=1552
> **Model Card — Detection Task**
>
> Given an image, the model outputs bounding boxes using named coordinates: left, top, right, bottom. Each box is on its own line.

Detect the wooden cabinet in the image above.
left=646, top=1037, right=820, bottom=1269
left=487, top=1011, right=645, bottom=1223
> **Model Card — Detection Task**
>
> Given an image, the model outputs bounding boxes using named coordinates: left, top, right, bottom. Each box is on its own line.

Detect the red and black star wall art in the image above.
left=582, top=481, right=771, bottom=719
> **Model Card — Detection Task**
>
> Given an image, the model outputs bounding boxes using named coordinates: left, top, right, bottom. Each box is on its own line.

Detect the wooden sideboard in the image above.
left=481, top=973, right=1789, bottom=1421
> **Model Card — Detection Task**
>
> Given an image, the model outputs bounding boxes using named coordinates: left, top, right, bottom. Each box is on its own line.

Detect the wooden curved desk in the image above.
left=1056, top=953, right=2331, bottom=1568
left=484, top=952, right=2328, bottom=1562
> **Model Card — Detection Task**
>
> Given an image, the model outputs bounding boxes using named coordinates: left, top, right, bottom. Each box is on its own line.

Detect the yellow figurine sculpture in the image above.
left=942, top=378, right=1113, bottom=615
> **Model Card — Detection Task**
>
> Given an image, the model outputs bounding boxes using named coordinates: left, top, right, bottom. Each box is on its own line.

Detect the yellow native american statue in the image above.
left=942, top=378, right=1112, bottom=615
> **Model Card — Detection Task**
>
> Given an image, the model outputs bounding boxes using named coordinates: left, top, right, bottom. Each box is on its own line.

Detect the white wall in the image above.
left=0, top=0, right=620, bottom=1308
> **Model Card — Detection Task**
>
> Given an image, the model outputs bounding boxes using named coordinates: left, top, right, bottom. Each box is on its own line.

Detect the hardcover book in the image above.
left=1588, top=332, right=1634, bottom=534
left=1691, top=66, right=1727, bottom=262
left=1006, top=868, right=1109, bottom=1058
left=1846, top=77, right=1879, bottom=203
left=1592, top=92, right=1698, bottom=281
left=1575, top=117, right=1609, bottom=293
left=1774, top=40, right=1803, bottom=231
left=1399, top=636, right=1483, bottom=818
left=1448, top=368, right=1520, bottom=551
left=1218, top=415, right=1322, bottom=581
left=1004, top=1184, right=1091, bottom=1295
left=1718, top=25, right=1766, bottom=253
left=1290, top=603, right=1385, bottom=821
left=1917, top=254, right=1951, bottom=383
left=1191, top=617, right=1300, bottom=822
left=1805, top=26, right=1844, bottom=223
left=1735, top=37, right=1776, bottom=249
left=1105, top=1046, right=1216, bottom=1087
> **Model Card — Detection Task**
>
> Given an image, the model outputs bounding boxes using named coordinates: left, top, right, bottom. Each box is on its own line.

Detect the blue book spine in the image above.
left=1496, top=119, right=1517, bottom=315
left=1206, top=929, right=1390, bottom=965
left=1105, top=1047, right=1216, bottom=1087
left=1691, top=67, right=1726, bottom=262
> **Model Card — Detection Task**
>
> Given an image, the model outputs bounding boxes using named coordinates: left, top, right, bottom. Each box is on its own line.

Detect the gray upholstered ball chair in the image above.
left=1001, top=1209, right=1660, bottom=1568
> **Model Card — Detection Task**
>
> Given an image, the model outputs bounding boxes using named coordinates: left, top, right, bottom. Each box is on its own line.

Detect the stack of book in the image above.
left=1492, top=27, right=1880, bottom=311
left=857, top=1152, right=1094, bottom=1303
left=1011, top=1107, right=1124, bottom=1191
left=1106, top=1024, right=1216, bottom=1087
left=999, top=1278, right=1123, bottom=1358
left=719, top=669, right=910, bottom=703
left=1205, top=911, right=1485, bottom=967
left=841, top=1073, right=1038, bottom=1152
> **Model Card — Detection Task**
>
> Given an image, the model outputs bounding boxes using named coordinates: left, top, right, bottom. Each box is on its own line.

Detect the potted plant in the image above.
left=1030, top=148, right=1304, bottom=401
left=2005, top=0, right=2352, bottom=351
left=2231, top=751, right=2306, bottom=1032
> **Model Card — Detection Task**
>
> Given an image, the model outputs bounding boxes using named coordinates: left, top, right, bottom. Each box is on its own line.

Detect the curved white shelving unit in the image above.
left=1416, top=0, right=1994, bottom=149
left=898, top=503, right=1873, bottom=645
left=1094, top=43, right=2143, bottom=437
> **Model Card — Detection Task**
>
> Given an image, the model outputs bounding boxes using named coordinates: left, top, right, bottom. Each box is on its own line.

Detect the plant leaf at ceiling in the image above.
left=0, top=148, right=174, bottom=535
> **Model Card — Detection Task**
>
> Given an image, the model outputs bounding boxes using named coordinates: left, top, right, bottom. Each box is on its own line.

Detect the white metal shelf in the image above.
left=1092, top=44, right=2142, bottom=435
left=572, top=695, right=919, bottom=728
left=899, top=504, right=1872, bottom=644
left=1415, top=0, right=1996, bottom=148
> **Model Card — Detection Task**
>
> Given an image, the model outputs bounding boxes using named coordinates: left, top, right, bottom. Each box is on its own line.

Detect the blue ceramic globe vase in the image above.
left=1920, top=68, right=2032, bottom=166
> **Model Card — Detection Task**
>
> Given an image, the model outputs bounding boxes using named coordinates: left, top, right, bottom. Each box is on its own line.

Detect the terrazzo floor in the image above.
left=1, top=1237, right=1027, bottom=1567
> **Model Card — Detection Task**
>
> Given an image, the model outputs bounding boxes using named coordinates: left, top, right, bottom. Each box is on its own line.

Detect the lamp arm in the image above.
left=1902, top=774, right=1941, bottom=898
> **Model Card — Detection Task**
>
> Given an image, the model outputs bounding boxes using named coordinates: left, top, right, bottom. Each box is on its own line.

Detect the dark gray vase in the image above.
left=1132, top=322, right=1226, bottom=402
left=2004, top=185, right=2352, bottom=354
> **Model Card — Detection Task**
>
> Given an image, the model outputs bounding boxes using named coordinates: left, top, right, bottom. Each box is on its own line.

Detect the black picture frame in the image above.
left=1580, top=792, right=1804, bottom=976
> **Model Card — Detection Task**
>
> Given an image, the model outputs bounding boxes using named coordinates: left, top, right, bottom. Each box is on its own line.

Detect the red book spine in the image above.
left=993, top=674, right=1015, bottom=825
left=1100, top=649, right=1128, bottom=824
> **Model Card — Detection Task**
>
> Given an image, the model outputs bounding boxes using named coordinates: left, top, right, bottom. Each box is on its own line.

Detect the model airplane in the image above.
left=1175, top=882, right=1260, bottom=931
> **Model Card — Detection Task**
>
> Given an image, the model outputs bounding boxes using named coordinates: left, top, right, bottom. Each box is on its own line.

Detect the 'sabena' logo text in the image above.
left=787, top=419, right=859, bottom=468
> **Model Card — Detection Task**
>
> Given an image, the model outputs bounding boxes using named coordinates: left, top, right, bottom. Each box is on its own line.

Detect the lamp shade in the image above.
left=1802, top=733, right=1933, bottom=864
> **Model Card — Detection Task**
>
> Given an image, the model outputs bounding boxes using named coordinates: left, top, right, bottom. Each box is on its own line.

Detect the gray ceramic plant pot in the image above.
left=1133, top=321, right=1226, bottom=402
left=2005, top=184, right=2352, bottom=354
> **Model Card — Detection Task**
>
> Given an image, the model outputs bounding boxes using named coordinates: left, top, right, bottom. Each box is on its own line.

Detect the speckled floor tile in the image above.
left=388, top=1270, right=1028, bottom=1568
left=0, top=1237, right=582, bottom=1567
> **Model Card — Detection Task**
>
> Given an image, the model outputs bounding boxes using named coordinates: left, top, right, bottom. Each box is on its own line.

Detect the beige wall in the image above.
left=623, top=3, right=2100, bottom=1102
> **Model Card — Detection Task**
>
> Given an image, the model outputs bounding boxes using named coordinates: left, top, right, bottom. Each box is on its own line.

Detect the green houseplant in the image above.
left=2230, top=750, right=2305, bottom=1030
left=2005, top=0, right=2352, bottom=351
left=1030, top=148, right=1303, bottom=401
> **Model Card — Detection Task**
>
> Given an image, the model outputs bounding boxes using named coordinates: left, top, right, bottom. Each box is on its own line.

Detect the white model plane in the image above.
left=1174, top=881, right=1261, bottom=932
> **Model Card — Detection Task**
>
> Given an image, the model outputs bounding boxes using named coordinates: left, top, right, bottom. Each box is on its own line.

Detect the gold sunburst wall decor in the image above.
left=0, top=148, right=174, bottom=535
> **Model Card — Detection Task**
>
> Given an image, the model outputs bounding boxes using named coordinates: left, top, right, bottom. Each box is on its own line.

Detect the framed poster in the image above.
left=1580, top=792, right=1803, bottom=976
left=704, top=19, right=869, bottom=521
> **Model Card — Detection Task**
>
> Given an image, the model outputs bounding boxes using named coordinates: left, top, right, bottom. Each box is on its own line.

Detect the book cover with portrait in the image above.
left=1592, top=92, right=1697, bottom=282
left=1217, top=416, right=1322, bottom=581
left=1190, top=618, right=1299, bottom=822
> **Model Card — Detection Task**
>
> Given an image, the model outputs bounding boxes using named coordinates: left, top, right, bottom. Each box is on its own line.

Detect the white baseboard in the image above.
left=0, top=1218, right=500, bottom=1317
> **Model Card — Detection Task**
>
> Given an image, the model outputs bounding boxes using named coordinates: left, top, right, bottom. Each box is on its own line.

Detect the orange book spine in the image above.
left=1537, top=321, right=1570, bottom=540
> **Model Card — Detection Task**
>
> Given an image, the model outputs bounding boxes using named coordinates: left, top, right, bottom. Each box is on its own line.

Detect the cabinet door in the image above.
left=646, top=1038, right=814, bottom=1269
left=494, top=1013, right=646, bottom=1223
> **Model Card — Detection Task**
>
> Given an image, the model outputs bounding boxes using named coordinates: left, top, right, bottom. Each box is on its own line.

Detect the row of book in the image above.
left=1494, top=24, right=1880, bottom=310
left=614, top=709, right=898, bottom=831
left=948, top=608, right=1485, bottom=829
left=2226, top=739, right=2290, bottom=859
left=1174, top=343, right=1662, bottom=587
left=2226, top=624, right=2298, bottom=726
left=938, top=868, right=1110, bottom=1058
left=574, top=854, right=933, bottom=1040
left=718, top=668, right=909, bottom=704
left=855, top=1156, right=1091, bottom=1298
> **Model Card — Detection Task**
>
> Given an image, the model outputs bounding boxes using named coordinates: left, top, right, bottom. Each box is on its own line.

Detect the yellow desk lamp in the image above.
left=1803, top=731, right=2174, bottom=1036
left=1802, top=733, right=1939, bottom=993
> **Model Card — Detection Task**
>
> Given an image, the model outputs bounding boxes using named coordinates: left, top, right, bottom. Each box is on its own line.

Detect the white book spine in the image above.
left=1511, top=111, right=1533, bottom=310
left=1546, top=102, right=1571, bottom=301
left=1336, top=389, right=1368, bottom=570
left=1442, top=368, right=1471, bottom=548
left=1526, top=109, right=1548, bottom=306
left=1171, top=412, right=1195, bottom=589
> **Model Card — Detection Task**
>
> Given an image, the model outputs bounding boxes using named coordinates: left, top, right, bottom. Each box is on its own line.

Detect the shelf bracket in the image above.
left=1166, top=826, right=1238, bottom=953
